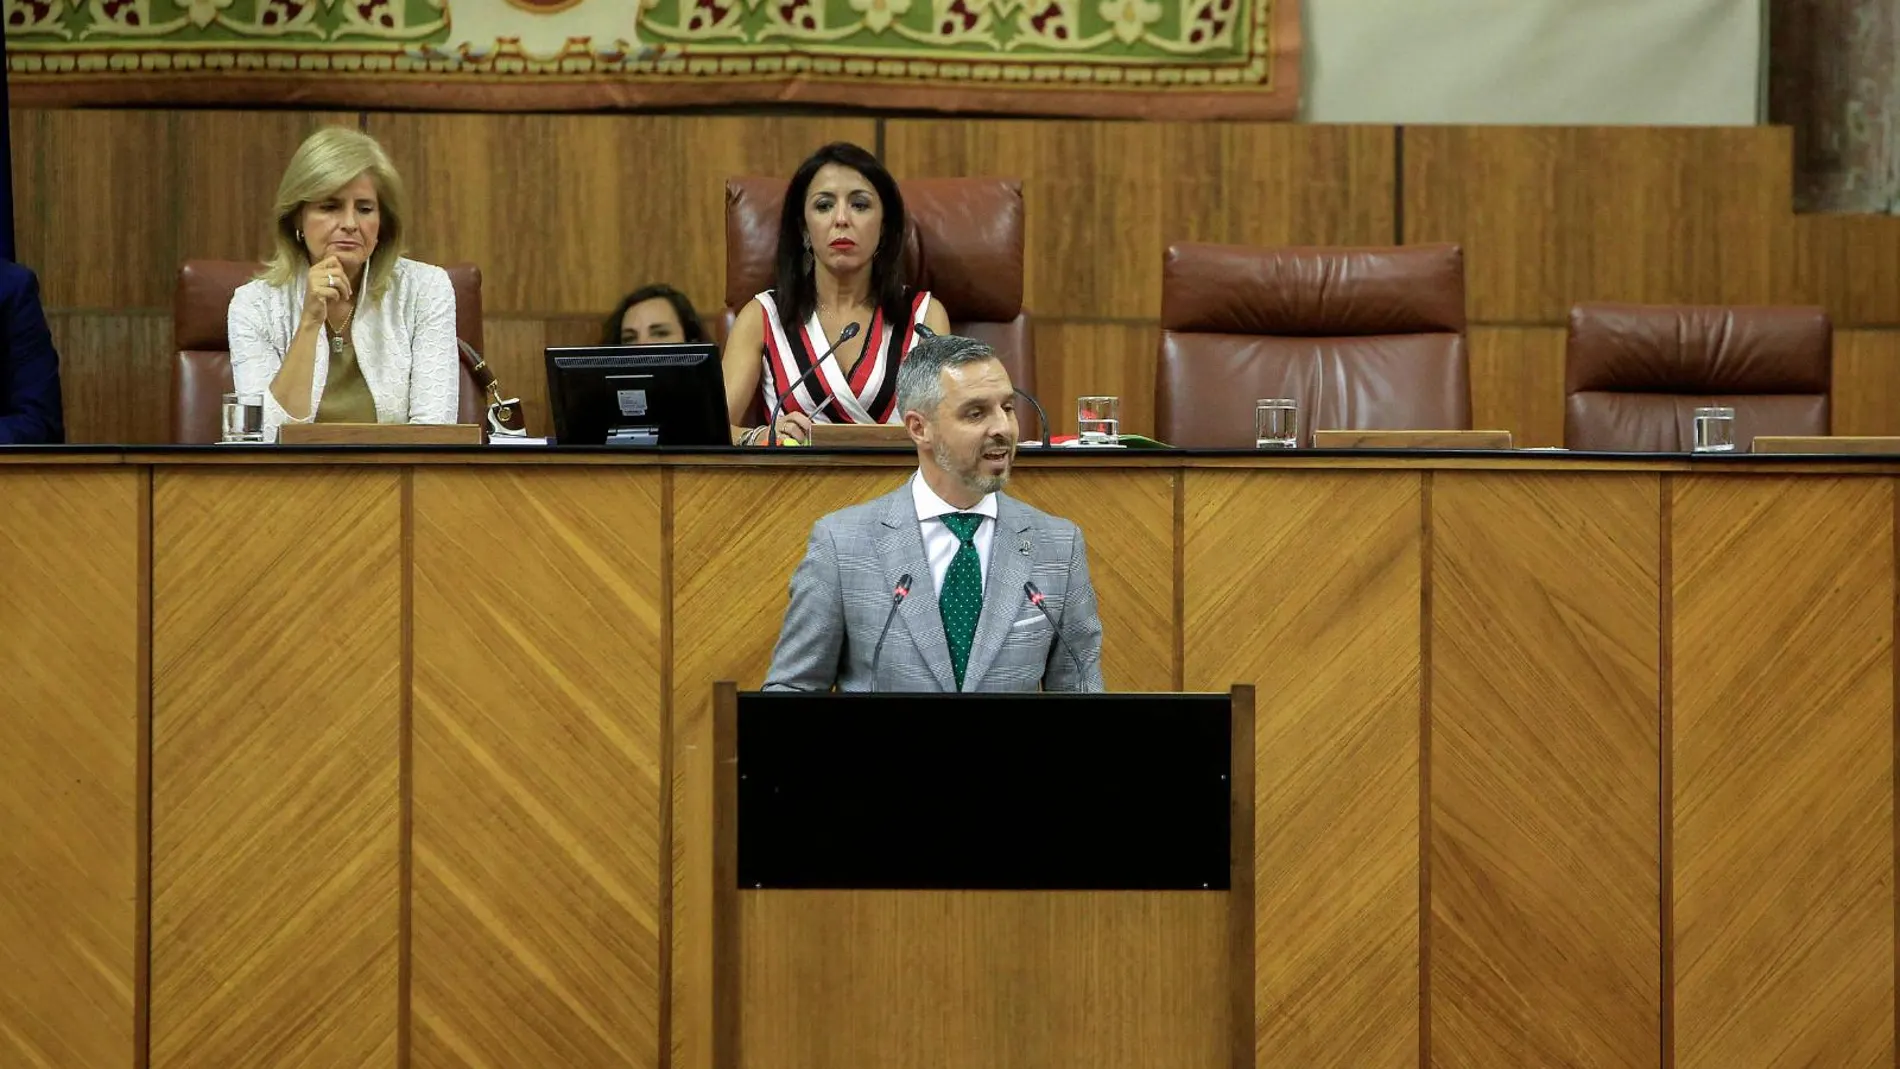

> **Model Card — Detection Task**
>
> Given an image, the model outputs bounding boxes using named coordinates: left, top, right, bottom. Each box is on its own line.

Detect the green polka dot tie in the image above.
left=938, top=512, right=984, bottom=690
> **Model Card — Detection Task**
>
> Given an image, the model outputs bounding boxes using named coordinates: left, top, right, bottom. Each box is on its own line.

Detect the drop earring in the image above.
left=801, top=236, right=813, bottom=275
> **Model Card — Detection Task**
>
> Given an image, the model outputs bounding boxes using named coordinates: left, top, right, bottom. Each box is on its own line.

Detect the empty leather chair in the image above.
left=1564, top=303, right=1832, bottom=452
left=172, top=260, right=487, bottom=443
left=1155, top=243, right=1471, bottom=448
left=724, top=177, right=1037, bottom=437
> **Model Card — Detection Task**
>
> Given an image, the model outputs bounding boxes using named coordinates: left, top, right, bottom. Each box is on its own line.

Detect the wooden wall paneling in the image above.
left=885, top=122, right=1397, bottom=321
left=1832, top=330, right=1900, bottom=436
left=12, top=110, right=182, bottom=311
left=49, top=311, right=174, bottom=444
left=368, top=114, right=877, bottom=318
left=1156, top=123, right=1397, bottom=256
left=150, top=468, right=403, bottom=1067
left=1672, top=475, right=1894, bottom=1068
left=1467, top=326, right=1567, bottom=449
left=1182, top=470, right=1421, bottom=1068
left=739, top=891, right=1230, bottom=1069
left=884, top=121, right=1167, bottom=320
left=170, top=111, right=361, bottom=281
left=669, top=467, right=908, bottom=1069
left=1429, top=472, right=1662, bottom=1067
left=1403, top=127, right=1792, bottom=324
left=982, top=468, right=1177, bottom=690
left=0, top=469, right=142, bottom=1069
left=10, top=109, right=353, bottom=312
left=1029, top=320, right=1159, bottom=438
left=1788, top=213, right=1900, bottom=328
left=411, top=468, right=665, bottom=1068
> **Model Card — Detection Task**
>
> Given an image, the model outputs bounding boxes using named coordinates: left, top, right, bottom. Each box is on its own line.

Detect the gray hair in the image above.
left=896, top=333, right=997, bottom=419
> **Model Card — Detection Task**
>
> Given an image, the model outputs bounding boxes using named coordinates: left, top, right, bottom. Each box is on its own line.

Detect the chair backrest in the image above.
left=1564, top=303, right=1832, bottom=451
left=1155, top=243, right=1471, bottom=448
left=172, top=259, right=486, bottom=443
left=723, top=177, right=1036, bottom=437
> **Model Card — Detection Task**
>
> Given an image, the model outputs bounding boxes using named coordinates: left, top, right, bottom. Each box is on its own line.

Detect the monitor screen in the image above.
left=545, top=343, right=729, bottom=446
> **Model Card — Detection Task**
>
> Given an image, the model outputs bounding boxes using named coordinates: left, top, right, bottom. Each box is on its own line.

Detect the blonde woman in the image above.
left=228, top=127, right=458, bottom=441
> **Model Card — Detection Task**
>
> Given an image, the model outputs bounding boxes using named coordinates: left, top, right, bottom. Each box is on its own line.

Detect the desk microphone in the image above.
left=765, top=321, right=860, bottom=446
left=868, top=572, right=913, bottom=693
left=1023, top=580, right=1088, bottom=684
left=911, top=323, right=1049, bottom=444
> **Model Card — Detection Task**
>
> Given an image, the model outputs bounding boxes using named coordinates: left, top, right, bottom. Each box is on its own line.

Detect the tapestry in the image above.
left=2, top=0, right=1300, bottom=119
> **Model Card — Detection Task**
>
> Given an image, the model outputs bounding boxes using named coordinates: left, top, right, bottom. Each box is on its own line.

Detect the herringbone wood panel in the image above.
left=0, top=470, right=140, bottom=1069
left=1006, top=468, right=1176, bottom=689
left=150, top=469, right=403, bottom=1068
left=1182, top=471, right=1421, bottom=1068
left=740, top=891, right=1229, bottom=1069
left=669, top=468, right=902, bottom=1069
left=411, top=468, right=665, bottom=1068
left=1673, top=476, right=1895, bottom=1069
left=1430, top=473, right=1662, bottom=1068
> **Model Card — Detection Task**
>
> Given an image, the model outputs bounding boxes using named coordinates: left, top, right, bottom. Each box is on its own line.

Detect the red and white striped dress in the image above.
left=756, top=289, right=936, bottom=425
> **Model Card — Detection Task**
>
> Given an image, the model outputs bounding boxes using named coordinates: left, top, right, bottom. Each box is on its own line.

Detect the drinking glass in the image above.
left=1254, top=398, right=1299, bottom=448
left=221, top=392, right=264, bottom=443
left=1076, top=396, right=1120, bottom=445
left=1692, top=405, right=1735, bottom=453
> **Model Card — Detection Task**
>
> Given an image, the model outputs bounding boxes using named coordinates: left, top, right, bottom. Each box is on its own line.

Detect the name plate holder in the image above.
left=1311, top=428, right=1513, bottom=450
left=1753, top=435, right=1900, bottom=455
left=277, top=422, right=484, bottom=446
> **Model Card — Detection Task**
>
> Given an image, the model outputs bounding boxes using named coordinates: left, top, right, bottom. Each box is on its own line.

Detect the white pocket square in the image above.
left=1010, top=614, right=1048, bottom=630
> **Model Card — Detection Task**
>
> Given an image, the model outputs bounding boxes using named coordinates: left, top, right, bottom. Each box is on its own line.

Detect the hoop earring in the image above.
left=295, top=229, right=304, bottom=243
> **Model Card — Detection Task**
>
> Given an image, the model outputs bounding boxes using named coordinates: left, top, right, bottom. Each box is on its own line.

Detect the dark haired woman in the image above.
left=720, top=141, right=951, bottom=445
left=603, top=283, right=708, bottom=345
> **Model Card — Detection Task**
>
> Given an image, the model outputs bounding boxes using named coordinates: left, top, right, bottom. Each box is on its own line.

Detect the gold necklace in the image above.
left=329, top=300, right=357, bottom=357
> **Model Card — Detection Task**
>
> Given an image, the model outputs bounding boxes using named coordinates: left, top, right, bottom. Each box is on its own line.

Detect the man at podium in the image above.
left=764, top=333, right=1105, bottom=693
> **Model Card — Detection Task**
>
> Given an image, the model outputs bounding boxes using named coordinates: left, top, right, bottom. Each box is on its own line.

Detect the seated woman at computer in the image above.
left=721, top=141, right=951, bottom=446
left=228, top=127, right=459, bottom=442
left=604, top=283, right=710, bottom=346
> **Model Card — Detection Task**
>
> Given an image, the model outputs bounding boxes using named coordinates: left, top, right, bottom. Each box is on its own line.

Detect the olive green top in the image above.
left=316, top=337, right=377, bottom=424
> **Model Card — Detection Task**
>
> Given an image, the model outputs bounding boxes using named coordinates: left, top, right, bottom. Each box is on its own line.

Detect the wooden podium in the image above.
left=712, top=684, right=1256, bottom=1069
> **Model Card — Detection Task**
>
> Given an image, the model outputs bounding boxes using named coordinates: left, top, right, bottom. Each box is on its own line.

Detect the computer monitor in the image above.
left=545, top=343, right=730, bottom=446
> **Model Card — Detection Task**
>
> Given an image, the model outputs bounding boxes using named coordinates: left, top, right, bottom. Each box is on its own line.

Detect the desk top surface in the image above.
left=6, top=443, right=1900, bottom=474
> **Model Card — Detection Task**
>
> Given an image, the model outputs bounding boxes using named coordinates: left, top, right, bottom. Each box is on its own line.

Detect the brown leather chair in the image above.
left=723, top=177, right=1037, bottom=437
left=1564, top=303, right=1832, bottom=452
left=1155, top=243, right=1471, bottom=448
left=172, top=260, right=486, bottom=443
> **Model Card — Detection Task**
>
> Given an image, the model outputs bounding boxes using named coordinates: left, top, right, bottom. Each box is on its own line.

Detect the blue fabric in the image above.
left=0, top=261, right=65, bottom=445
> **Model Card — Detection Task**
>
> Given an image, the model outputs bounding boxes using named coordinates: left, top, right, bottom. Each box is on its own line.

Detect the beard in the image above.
left=934, top=434, right=1013, bottom=496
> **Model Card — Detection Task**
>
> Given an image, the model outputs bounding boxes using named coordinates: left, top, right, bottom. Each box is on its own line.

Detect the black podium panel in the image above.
left=735, top=691, right=1233, bottom=891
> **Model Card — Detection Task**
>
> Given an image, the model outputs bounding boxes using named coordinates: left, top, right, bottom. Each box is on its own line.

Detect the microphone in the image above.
left=764, top=321, right=861, bottom=446
left=1023, top=580, right=1088, bottom=685
left=1014, top=387, right=1050, bottom=446
left=869, top=572, right=913, bottom=693
left=912, top=324, right=1048, bottom=445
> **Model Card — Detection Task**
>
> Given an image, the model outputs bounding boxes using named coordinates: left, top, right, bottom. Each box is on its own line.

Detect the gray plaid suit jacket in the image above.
left=763, top=481, right=1106, bottom=693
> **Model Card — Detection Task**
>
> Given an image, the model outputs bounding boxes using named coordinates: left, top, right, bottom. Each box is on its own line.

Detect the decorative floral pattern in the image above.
left=2, top=0, right=1293, bottom=117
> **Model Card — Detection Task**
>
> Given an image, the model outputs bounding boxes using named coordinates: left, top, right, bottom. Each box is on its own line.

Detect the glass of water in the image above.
left=1255, top=398, right=1299, bottom=448
left=1076, top=395, right=1120, bottom=445
left=1692, top=405, right=1736, bottom=453
left=221, top=392, right=265, bottom=443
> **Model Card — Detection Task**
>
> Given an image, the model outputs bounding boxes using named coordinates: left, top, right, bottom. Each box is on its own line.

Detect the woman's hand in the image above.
left=769, top=411, right=814, bottom=444
left=301, top=255, right=352, bottom=328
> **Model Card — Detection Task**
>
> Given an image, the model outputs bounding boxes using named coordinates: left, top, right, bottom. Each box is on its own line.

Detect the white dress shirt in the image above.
left=911, top=471, right=998, bottom=596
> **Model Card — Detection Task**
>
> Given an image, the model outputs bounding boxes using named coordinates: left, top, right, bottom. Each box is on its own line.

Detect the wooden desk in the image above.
left=1, top=449, right=1892, bottom=1069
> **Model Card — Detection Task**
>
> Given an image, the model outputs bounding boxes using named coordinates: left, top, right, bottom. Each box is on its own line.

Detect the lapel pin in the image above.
left=1018, top=539, right=1032, bottom=556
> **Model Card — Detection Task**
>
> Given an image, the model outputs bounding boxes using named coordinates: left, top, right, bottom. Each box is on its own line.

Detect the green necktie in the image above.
left=938, top=512, right=985, bottom=690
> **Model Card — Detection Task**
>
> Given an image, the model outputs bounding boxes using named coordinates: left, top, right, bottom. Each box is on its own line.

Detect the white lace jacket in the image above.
left=227, top=257, right=459, bottom=441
